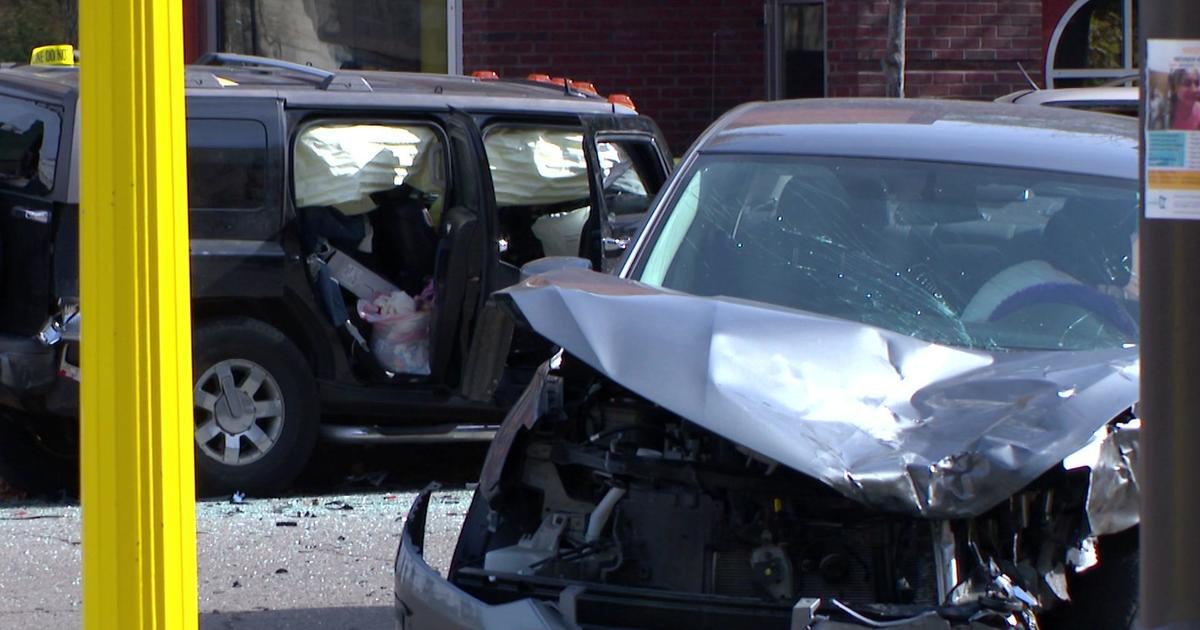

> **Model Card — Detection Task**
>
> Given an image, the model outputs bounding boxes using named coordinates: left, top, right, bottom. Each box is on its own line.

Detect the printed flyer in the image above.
left=1146, top=39, right=1200, bottom=219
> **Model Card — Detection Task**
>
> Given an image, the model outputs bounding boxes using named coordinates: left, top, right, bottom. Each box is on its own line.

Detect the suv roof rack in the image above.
left=193, top=52, right=373, bottom=92
left=195, top=52, right=332, bottom=79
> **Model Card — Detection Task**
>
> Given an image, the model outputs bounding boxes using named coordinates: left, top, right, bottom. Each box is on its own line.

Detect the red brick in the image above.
left=932, top=71, right=967, bottom=84
left=996, top=25, right=1031, bottom=37
left=963, top=2, right=998, bottom=14
left=946, top=36, right=983, bottom=49
left=931, top=48, right=965, bottom=61
left=964, top=49, right=998, bottom=61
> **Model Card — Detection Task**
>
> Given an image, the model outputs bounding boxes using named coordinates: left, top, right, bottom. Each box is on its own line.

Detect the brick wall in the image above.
left=464, top=0, right=1048, bottom=151
left=826, top=0, right=1044, bottom=98
left=462, top=0, right=766, bottom=154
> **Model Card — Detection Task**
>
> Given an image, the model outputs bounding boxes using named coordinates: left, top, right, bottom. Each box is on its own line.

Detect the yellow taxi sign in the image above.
left=30, top=45, right=75, bottom=66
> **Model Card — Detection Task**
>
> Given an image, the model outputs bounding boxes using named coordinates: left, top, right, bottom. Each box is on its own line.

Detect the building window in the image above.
left=1047, top=0, right=1138, bottom=87
left=210, top=0, right=459, bottom=73
left=767, top=0, right=826, bottom=100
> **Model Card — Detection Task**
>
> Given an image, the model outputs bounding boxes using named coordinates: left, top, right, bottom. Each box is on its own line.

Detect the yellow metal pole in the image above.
left=79, top=0, right=198, bottom=627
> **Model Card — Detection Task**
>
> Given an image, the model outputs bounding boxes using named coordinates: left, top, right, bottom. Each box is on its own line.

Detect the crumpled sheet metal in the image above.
left=1084, top=418, right=1140, bottom=535
left=498, top=269, right=1139, bottom=519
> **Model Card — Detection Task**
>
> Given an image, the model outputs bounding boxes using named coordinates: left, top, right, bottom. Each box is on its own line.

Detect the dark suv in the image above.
left=0, top=54, right=671, bottom=494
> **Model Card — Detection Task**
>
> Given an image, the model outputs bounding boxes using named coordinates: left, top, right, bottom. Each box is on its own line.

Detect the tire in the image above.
left=1044, top=528, right=1138, bottom=630
left=0, top=411, right=78, bottom=497
left=192, top=318, right=319, bottom=497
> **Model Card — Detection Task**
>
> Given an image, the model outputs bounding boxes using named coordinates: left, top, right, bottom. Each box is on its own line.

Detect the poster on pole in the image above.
left=1146, top=39, right=1200, bottom=219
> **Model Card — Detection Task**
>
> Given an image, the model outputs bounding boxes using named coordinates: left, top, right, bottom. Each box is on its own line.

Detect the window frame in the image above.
left=1046, top=0, right=1138, bottom=88
left=202, top=0, right=462, bottom=74
left=765, top=0, right=828, bottom=100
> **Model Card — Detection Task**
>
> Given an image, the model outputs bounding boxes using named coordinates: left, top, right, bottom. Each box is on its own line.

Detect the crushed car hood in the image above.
left=498, top=269, right=1139, bottom=519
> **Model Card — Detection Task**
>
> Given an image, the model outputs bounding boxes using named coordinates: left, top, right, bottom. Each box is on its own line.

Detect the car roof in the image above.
left=696, top=98, right=1137, bottom=180
left=0, top=61, right=634, bottom=117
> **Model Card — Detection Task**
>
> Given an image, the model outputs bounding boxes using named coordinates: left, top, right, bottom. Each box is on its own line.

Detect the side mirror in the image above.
left=520, top=256, right=592, bottom=281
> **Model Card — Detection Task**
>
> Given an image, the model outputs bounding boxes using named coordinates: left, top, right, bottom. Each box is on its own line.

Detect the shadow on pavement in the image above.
left=201, top=605, right=392, bottom=629
left=0, top=440, right=490, bottom=507
left=289, top=441, right=489, bottom=496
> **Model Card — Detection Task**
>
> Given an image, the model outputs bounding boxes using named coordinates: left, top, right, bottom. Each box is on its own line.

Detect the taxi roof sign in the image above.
left=31, top=45, right=75, bottom=66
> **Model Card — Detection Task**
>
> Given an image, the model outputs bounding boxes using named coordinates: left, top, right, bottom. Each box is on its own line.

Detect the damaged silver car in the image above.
left=395, top=99, right=1141, bottom=629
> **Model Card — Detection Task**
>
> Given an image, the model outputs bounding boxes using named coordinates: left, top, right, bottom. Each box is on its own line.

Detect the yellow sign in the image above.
left=30, top=45, right=75, bottom=66
left=1148, top=170, right=1200, bottom=190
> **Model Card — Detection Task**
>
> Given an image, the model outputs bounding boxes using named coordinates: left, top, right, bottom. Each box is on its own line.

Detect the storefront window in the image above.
left=767, top=0, right=826, bottom=99
left=216, top=0, right=450, bottom=72
left=1047, top=0, right=1138, bottom=87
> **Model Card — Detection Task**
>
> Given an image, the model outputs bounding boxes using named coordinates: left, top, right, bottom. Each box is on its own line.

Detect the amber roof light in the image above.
left=608, top=94, right=636, bottom=110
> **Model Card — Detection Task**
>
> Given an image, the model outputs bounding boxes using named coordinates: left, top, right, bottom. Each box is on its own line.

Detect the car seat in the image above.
left=369, top=184, right=438, bottom=295
left=1042, top=197, right=1136, bottom=288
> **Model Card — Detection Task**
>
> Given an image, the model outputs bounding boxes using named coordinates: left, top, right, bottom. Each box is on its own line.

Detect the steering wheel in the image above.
left=986, top=281, right=1136, bottom=338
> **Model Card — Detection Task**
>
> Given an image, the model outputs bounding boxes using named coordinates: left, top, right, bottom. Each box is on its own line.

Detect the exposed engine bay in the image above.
left=450, top=356, right=1138, bottom=629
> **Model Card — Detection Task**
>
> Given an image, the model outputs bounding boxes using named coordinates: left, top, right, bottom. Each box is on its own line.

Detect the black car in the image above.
left=396, top=99, right=1141, bottom=629
left=0, top=54, right=671, bottom=494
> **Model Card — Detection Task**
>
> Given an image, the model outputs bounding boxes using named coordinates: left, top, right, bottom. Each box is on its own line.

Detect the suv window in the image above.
left=484, top=125, right=590, bottom=264
left=187, top=119, right=268, bottom=210
left=0, top=95, right=60, bottom=194
left=597, top=140, right=650, bottom=211
left=595, top=138, right=664, bottom=252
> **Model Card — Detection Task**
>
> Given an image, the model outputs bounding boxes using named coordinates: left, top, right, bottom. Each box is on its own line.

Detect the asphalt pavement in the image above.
left=0, top=443, right=487, bottom=630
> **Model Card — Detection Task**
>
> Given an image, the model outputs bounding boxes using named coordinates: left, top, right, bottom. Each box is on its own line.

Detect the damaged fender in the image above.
left=1065, top=417, right=1141, bottom=536
left=494, top=269, right=1140, bottom=520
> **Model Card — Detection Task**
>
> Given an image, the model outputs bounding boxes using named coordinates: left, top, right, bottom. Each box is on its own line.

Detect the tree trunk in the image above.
left=884, top=0, right=906, bottom=97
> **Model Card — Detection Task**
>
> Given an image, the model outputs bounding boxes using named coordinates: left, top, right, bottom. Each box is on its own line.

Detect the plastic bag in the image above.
left=357, top=290, right=431, bottom=375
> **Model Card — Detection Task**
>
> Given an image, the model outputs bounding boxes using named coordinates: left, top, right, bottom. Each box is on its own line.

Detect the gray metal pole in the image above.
left=1139, top=2, right=1200, bottom=629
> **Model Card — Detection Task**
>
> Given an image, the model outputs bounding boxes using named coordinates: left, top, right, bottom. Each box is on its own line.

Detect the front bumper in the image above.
left=394, top=486, right=573, bottom=630
left=395, top=488, right=999, bottom=630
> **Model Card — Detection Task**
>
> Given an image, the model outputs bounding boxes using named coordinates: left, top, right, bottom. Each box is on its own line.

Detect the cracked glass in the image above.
left=637, top=154, right=1139, bottom=351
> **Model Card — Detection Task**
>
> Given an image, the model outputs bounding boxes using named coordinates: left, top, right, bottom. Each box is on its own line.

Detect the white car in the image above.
left=995, top=85, right=1138, bottom=117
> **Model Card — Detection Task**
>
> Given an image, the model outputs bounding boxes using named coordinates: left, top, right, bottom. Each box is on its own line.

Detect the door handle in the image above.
left=13, top=207, right=49, bottom=224
left=602, top=236, right=629, bottom=254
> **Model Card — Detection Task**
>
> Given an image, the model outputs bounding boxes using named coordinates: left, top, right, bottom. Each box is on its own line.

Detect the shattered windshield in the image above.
left=635, top=154, right=1139, bottom=351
